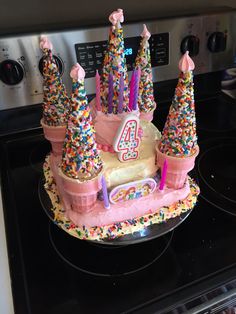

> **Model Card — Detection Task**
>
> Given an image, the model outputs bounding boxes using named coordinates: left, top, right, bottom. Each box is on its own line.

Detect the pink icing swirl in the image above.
left=179, top=51, right=195, bottom=73
left=109, top=8, right=124, bottom=26
left=40, top=36, right=53, bottom=50
left=70, top=63, right=85, bottom=80
left=141, top=24, right=151, bottom=40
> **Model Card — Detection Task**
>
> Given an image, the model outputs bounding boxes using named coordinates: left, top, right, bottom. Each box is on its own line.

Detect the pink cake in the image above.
left=41, top=9, right=199, bottom=241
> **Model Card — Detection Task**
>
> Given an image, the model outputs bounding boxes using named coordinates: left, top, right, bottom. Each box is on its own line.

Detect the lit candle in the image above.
left=95, top=70, right=101, bottom=111
left=159, top=159, right=168, bottom=190
left=128, top=70, right=135, bottom=111
left=101, top=175, right=110, bottom=209
left=118, top=74, right=124, bottom=114
left=108, top=72, right=113, bottom=114
left=133, top=68, right=140, bottom=111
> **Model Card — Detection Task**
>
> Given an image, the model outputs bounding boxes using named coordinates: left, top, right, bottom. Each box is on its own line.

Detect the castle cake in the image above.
left=41, top=9, right=199, bottom=241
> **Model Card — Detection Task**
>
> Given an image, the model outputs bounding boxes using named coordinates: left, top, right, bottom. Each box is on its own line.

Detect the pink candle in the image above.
left=108, top=72, right=113, bottom=114
left=128, top=70, right=135, bottom=111
left=95, top=70, right=101, bottom=111
left=133, top=69, right=140, bottom=111
left=159, top=159, right=168, bottom=190
left=101, top=175, right=110, bottom=209
left=118, top=74, right=124, bottom=114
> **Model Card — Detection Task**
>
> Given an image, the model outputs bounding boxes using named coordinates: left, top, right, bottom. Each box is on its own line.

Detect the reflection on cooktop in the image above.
left=196, top=95, right=236, bottom=132
left=49, top=222, right=173, bottom=277
left=196, top=137, right=236, bottom=215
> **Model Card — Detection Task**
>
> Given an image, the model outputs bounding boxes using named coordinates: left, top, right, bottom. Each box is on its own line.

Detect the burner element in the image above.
left=196, top=96, right=236, bottom=132
left=197, top=138, right=236, bottom=215
left=49, top=222, right=173, bottom=277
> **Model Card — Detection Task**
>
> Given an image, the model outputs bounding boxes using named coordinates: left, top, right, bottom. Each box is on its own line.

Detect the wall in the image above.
left=0, top=0, right=236, bottom=35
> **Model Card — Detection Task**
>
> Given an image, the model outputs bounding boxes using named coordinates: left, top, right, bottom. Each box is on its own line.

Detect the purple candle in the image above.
left=128, top=71, right=135, bottom=111
left=101, top=175, right=110, bottom=209
left=95, top=70, right=101, bottom=111
left=108, top=72, right=113, bottom=114
left=159, top=159, right=168, bottom=191
left=118, top=74, right=124, bottom=114
left=133, top=68, right=140, bottom=111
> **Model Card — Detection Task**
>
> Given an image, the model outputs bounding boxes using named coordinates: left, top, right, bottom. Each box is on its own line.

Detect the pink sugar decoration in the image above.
left=95, top=70, right=101, bottom=111
left=70, top=63, right=85, bottom=80
left=40, top=36, right=53, bottom=50
left=159, top=159, right=168, bottom=190
left=109, top=8, right=124, bottom=26
left=179, top=51, right=195, bottom=73
left=141, top=24, right=151, bottom=40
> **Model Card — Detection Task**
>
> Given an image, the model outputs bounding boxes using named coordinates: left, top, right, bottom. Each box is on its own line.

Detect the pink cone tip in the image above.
left=70, top=63, right=85, bottom=81
left=179, top=51, right=195, bottom=73
left=109, top=8, right=124, bottom=26
left=141, top=24, right=151, bottom=40
left=40, top=36, right=53, bottom=50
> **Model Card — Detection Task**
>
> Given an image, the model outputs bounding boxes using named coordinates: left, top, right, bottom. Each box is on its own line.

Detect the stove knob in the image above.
left=0, top=60, right=24, bottom=85
left=38, top=55, right=64, bottom=76
left=180, top=35, right=200, bottom=57
left=207, top=31, right=227, bottom=53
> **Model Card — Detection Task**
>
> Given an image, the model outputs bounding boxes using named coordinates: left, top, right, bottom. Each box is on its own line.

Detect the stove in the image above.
left=1, top=9, right=236, bottom=314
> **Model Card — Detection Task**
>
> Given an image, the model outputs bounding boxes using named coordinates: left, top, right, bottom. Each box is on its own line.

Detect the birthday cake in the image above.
left=41, top=9, right=199, bottom=241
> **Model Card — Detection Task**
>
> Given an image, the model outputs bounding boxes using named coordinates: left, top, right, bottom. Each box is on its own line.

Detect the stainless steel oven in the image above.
left=1, top=8, right=236, bottom=314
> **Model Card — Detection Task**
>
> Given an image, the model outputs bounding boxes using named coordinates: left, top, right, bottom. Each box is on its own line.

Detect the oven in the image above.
left=1, top=9, right=236, bottom=314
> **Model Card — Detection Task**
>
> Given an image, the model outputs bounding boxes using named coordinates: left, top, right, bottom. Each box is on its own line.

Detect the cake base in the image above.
left=41, top=156, right=199, bottom=242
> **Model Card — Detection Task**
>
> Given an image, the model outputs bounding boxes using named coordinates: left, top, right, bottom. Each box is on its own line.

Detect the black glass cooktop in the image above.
left=1, top=92, right=236, bottom=314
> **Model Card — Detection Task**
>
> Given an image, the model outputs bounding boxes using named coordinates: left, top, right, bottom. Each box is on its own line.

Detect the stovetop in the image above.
left=1, top=90, right=236, bottom=314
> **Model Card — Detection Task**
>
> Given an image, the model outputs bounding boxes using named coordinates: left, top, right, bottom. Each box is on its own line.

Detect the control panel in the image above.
left=75, top=33, right=169, bottom=78
left=0, top=10, right=235, bottom=109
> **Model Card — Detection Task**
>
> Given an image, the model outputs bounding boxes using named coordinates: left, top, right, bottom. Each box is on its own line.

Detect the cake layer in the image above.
left=101, top=120, right=161, bottom=188
left=66, top=181, right=190, bottom=228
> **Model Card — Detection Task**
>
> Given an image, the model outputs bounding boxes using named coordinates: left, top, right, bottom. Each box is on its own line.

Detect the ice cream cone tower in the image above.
left=156, top=51, right=199, bottom=189
left=60, top=63, right=103, bottom=213
left=40, top=36, right=69, bottom=159
left=135, top=24, right=156, bottom=121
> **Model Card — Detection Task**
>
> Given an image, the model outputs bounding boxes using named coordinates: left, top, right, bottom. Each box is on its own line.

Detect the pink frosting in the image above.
left=109, top=8, right=124, bottom=26
left=141, top=24, right=151, bottom=40
left=65, top=180, right=190, bottom=227
left=70, top=63, right=85, bottom=80
left=40, top=36, right=53, bottom=50
left=179, top=51, right=195, bottom=73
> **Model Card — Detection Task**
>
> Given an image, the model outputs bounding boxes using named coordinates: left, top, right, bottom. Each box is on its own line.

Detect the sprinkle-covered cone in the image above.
left=159, top=51, right=197, bottom=157
left=40, top=36, right=69, bottom=127
left=41, top=119, right=66, bottom=157
left=156, top=143, right=199, bottom=189
left=60, top=63, right=103, bottom=213
left=100, top=9, right=129, bottom=113
left=135, top=24, right=156, bottom=119
left=157, top=51, right=198, bottom=188
left=40, top=36, right=69, bottom=160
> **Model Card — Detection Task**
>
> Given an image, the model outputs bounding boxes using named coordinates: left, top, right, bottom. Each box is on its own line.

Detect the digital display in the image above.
left=124, top=48, right=133, bottom=56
